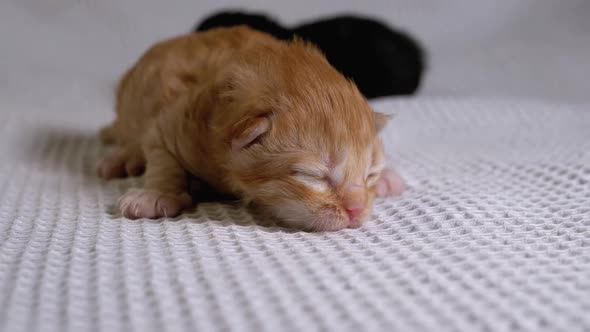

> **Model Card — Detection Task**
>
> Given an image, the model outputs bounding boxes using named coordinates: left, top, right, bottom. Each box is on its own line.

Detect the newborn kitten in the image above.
left=98, top=26, right=406, bottom=231
left=195, top=11, right=425, bottom=99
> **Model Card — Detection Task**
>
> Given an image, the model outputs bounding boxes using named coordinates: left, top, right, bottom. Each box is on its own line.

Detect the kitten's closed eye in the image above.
left=291, top=163, right=329, bottom=179
left=366, top=172, right=380, bottom=185
left=293, top=171, right=331, bottom=192
left=366, top=162, right=384, bottom=186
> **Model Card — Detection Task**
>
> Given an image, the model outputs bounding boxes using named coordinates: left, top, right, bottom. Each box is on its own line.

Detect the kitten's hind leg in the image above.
left=97, top=145, right=146, bottom=179
left=117, top=141, right=192, bottom=219
left=99, top=124, right=118, bottom=145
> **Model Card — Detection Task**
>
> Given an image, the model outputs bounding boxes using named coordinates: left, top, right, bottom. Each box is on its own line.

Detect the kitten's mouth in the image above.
left=308, top=209, right=362, bottom=232
left=275, top=211, right=351, bottom=232
left=264, top=202, right=367, bottom=232
left=347, top=219, right=363, bottom=229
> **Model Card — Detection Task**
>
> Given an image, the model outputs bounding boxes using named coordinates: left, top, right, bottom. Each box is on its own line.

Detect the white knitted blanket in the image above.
left=1, top=1, right=589, bottom=332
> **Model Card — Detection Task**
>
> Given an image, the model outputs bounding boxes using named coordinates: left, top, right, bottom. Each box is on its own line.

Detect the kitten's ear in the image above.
left=230, top=115, right=271, bottom=151
left=374, top=112, right=393, bottom=133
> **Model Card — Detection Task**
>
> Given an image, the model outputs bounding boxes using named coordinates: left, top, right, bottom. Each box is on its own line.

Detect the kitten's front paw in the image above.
left=376, top=168, right=407, bottom=197
left=117, top=189, right=192, bottom=219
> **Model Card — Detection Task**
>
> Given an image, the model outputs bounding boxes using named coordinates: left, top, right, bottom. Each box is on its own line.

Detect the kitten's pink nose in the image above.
left=342, top=185, right=367, bottom=223
left=346, top=207, right=363, bottom=220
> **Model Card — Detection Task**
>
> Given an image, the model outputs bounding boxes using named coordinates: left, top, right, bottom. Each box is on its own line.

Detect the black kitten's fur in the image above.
left=195, top=11, right=425, bottom=99
left=197, top=12, right=292, bottom=40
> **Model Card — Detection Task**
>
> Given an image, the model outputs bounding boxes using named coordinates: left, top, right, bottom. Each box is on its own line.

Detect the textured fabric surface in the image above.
left=1, top=1, right=590, bottom=332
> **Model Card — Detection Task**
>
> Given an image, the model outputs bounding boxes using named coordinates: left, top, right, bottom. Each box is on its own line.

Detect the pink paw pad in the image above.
left=376, top=168, right=407, bottom=197
left=117, top=189, right=192, bottom=219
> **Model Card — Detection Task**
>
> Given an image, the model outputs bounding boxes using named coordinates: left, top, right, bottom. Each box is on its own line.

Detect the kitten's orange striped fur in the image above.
left=98, top=26, right=405, bottom=231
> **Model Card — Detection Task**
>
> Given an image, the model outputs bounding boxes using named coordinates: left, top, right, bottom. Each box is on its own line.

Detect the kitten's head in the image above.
left=220, top=39, right=392, bottom=231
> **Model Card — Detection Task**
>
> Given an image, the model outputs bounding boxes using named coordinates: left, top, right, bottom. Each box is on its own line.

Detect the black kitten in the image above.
left=194, top=11, right=425, bottom=99
left=196, top=11, right=292, bottom=40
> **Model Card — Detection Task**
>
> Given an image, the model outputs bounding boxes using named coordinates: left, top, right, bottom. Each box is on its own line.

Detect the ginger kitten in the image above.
left=98, top=26, right=405, bottom=231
